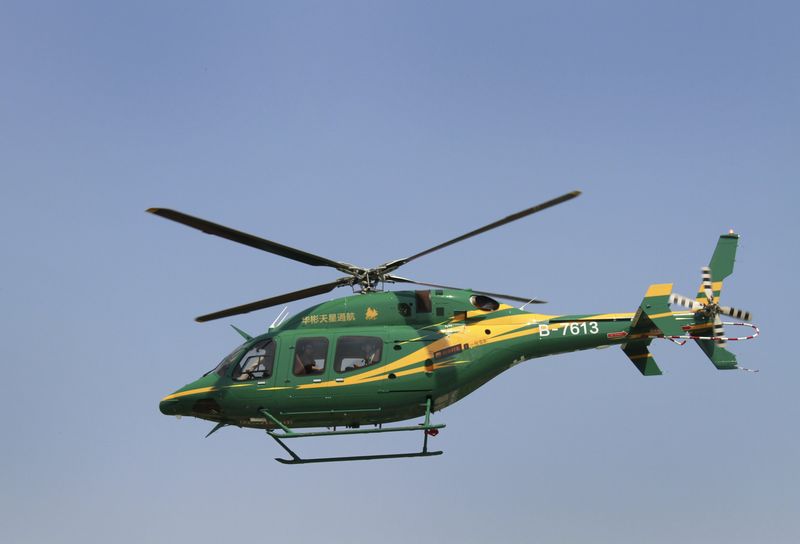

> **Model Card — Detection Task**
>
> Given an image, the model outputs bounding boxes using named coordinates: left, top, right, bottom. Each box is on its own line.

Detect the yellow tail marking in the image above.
left=648, top=311, right=676, bottom=320
left=697, top=281, right=724, bottom=301
left=628, top=353, right=652, bottom=361
left=646, top=283, right=673, bottom=297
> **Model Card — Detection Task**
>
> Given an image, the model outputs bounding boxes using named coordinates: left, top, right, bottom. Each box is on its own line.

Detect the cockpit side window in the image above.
left=232, top=340, right=276, bottom=381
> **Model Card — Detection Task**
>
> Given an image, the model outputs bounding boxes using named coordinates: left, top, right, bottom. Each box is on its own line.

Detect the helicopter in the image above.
left=152, top=191, right=758, bottom=464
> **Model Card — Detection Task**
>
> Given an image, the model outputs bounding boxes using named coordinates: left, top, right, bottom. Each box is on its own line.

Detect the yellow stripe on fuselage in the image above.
left=188, top=308, right=645, bottom=395
left=293, top=313, right=572, bottom=390
left=572, top=313, right=636, bottom=321
left=161, top=386, right=217, bottom=401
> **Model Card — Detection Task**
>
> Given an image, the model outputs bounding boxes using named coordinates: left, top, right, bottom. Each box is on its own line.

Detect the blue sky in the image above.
left=2, top=2, right=798, bottom=543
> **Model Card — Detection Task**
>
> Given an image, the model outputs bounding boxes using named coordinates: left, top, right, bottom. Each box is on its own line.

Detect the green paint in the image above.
left=157, top=234, right=754, bottom=461
left=623, top=342, right=662, bottom=376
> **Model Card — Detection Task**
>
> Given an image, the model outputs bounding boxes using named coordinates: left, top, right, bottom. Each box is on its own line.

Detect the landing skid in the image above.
left=270, top=436, right=442, bottom=465
left=261, top=398, right=444, bottom=464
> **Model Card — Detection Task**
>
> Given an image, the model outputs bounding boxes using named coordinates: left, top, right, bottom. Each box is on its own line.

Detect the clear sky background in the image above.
left=1, top=2, right=798, bottom=543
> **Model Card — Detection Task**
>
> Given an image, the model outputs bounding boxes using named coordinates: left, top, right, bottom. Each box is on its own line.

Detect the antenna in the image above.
left=230, top=324, right=253, bottom=341
left=269, top=306, right=290, bottom=330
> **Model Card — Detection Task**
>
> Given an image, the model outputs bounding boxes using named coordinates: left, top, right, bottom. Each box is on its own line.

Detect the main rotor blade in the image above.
left=195, top=278, right=352, bottom=323
left=147, top=208, right=358, bottom=274
left=386, top=275, right=546, bottom=304
left=378, top=190, right=581, bottom=273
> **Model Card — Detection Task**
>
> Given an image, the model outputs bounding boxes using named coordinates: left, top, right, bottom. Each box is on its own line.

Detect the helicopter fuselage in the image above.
left=149, top=200, right=753, bottom=463
left=159, top=289, right=641, bottom=430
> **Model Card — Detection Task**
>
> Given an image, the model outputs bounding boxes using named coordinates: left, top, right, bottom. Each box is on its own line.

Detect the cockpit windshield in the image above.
left=204, top=343, right=247, bottom=377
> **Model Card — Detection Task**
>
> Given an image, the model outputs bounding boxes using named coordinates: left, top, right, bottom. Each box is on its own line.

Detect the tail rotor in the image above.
left=669, top=265, right=754, bottom=347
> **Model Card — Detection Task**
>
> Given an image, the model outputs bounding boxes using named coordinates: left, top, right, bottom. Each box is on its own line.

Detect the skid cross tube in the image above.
left=261, top=398, right=444, bottom=464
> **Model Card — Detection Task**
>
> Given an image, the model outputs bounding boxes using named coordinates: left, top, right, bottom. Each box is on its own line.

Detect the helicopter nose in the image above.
left=159, top=397, right=182, bottom=416
left=159, top=377, right=218, bottom=417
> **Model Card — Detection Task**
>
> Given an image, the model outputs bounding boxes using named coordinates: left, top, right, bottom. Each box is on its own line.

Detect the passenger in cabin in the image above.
left=346, top=340, right=380, bottom=370
left=293, top=352, right=305, bottom=375
left=294, top=343, right=319, bottom=375
left=362, top=343, right=379, bottom=367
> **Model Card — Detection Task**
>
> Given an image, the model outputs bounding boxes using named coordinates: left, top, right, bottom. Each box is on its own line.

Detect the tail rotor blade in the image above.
left=713, top=315, right=727, bottom=348
left=719, top=306, right=753, bottom=322
left=670, top=293, right=703, bottom=311
left=701, top=266, right=715, bottom=303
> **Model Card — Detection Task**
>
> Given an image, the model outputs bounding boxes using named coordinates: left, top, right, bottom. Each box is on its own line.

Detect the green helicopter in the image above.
left=151, top=191, right=756, bottom=464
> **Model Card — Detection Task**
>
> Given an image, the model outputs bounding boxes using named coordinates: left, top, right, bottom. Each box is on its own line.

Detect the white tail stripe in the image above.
left=662, top=321, right=759, bottom=342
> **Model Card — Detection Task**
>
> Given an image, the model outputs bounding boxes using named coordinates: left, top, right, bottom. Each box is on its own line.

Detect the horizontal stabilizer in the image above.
left=631, top=283, right=685, bottom=337
left=621, top=233, right=753, bottom=374
left=623, top=342, right=662, bottom=376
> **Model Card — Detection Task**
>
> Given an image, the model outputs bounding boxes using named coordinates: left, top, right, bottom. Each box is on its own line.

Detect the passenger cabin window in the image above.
left=233, top=340, right=275, bottom=381
left=293, top=337, right=328, bottom=376
left=335, top=336, right=383, bottom=373
left=470, top=294, right=500, bottom=311
left=415, top=290, right=432, bottom=313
